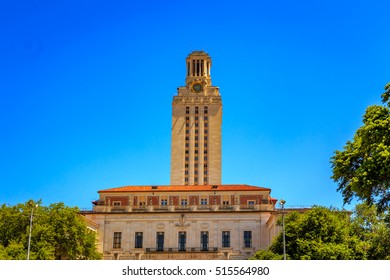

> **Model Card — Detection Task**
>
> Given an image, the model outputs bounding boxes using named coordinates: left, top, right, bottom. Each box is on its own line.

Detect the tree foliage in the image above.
left=0, top=200, right=101, bottom=260
left=331, top=82, right=390, bottom=212
left=251, top=205, right=390, bottom=260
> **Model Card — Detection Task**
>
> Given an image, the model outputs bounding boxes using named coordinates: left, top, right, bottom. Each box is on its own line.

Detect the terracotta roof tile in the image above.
left=98, top=184, right=270, bottom=193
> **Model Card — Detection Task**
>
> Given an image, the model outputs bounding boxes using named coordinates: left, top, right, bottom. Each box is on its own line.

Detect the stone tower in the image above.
left=171, top=51, right=222, bottom=185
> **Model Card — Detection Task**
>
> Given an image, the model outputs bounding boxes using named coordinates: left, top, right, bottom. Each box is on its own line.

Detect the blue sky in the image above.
left=0, top=0, right=389, bottom=210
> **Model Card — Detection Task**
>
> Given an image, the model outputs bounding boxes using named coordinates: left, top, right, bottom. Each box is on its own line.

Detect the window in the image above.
left=204, top=107, right=208, bottom=114
left=201, top=231, right=209, bottom=251
left=185, top=157, right=189, bottom=161
left=156, top=232, right=164, bottom=251
left=185, top=143, right=189, bottom=148
left=181, top=199, right=188, bottom=205
left=204, top=143, right=208, bottom=147
left=244, top=231, right=252, bottom=248
left=135, top=232, right=143, bottom=248
left=194, top=163, right=198, bottom=168
left=204, top=177, right=208, bottom=182
left=195, top=129, right=198, bottom=134
left=113, top=201, right=121, bottom=206
left=195, top=107, right=199, bottom=114
left=204, top=136, right=208, bottom=141
left=195, top=136, right=198, bottom=141
left=113, top=232, right=122, bottom=249
left=201, top=198, right=207, bottom=205
left=185, top=150, right=189, bottom=154
left=204, top=123, right=208, bottom=127
left=204, top=116, right=208, bottom=121
left=194, top=170, right=198, bottom=175
left=178, top=232, right=186, bottom=251
left=185, top=164, right=189, bottom=168
left=204, top=163, right=208, bottom=168
left=204, top=150, right=208, bottom=154
left=195, top=156, right=198, bottom=161
left=185, top=129, right=189, bottom=134
left=185, top=170, right=189, bottom=175
left=204, top=129, right=208, bottom=134
left=186, top=107, right=189, bottom=114
left=185, top=136, right=189, bottom=141
left=204, top=156, right=208, bottom=161
left=186, top=116, right=189, bottom=121
left=204, top=170, right=208, bottom=175
left=185, top=177, right=189, bottom=182
left=248, top=200, right=255, bottom=205
left=195, top=116, right=199, bottom=121
left=186, top=122, right=189, bottom=127
left=222, top=231, right=230, bottom=248
left=195, top=150, right=198, bottom=154
left=195, top=123, right=198, bottom=127
left=223, top=200, right=229, bottom=205
left=161, top=199, right=168, bottom=206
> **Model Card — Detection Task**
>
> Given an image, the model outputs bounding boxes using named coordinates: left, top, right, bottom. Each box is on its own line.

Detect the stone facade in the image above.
left=83, top=185, right=279, bottom=260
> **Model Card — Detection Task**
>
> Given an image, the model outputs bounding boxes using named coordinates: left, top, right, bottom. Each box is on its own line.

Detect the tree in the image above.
left=350, top=203, right=390, bottom=260
left=331, top=82, right=390, bottom=212
left=251, top=206, right=365, bottom=260
left=251, top=205, right=390, bottom=260
left=0, top=200, right=101, bottom=260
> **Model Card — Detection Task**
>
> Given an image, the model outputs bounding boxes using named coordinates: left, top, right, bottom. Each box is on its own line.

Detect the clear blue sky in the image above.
left=1, top=0, right=389, bottom=210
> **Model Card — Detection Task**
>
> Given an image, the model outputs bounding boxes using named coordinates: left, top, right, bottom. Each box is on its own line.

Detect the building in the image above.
left=82, top=51, right=280, bottom=260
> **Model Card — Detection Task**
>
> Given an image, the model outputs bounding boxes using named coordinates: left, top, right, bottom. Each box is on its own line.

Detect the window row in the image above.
left=112, top=231, right=252, bottom=250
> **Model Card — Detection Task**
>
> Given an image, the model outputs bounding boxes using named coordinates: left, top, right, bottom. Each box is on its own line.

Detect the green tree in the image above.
left=251, top=206, right=365, bottom=260
left=0, top=200, right=101, bottom=260
left=350, top=203, right=390, bottom=259
left=331, top=83, right=390, bottom=212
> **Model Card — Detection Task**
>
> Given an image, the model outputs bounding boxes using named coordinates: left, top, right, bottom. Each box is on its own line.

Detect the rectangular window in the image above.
left=185, top=164, right=189, bottom=168
left=195, top=150, right=198, bottom=154
left=204, top=136, right=208, bottom=140
left=204, top=130, right=208, bottom=134
left=195, top=107, right=199, bottom=114
left=161, top=199, right=168, bottom=205
left=186, top=122, right=189, bottom=127
left=113, top=232, right=122, bottom=249
left=185, top=129, right=189, bottom=134
left=113, top=201, right=121, bottom=206
left=195, top=129, right=198, bottom=134
left=185, top=157, right=189, bottom=161
left=186, top=116, right=189, bottom=121
left=244, top=231, right=252, bottom=248
left=181, top=199, right=188, bottom=205
left=204, top=150, right=208, bottom=154
left=201, top=231, right=209, bottom=251
left=185, top=177, right=189, bottom=182
left=195, top=156, right=198, bottom=161
left=186, top=107, right=189, bottom=114
left=156, top=232, right=164, bottom=251
left=204, top=116, right=208, bottom=121
left=135, top=232, right=143, bottom=248
left=185, top=150, right=189, bottom=154
left=201, top=198, right=207, bottom=205
left=248, top=200, right=255, bottom=205
left=222, top=231, right=230, bottom=248
left=185, top=143, right=189, bottom=148
left=204, top=107, right=208, bottom=114
left=204, top=156, right=208, bottom=161
left=195, top=116, right=199, bottom=121
left=204, top=123, right=208, bottom=127
left=195, top=123, right=199, bottom=127
left=178, top=232, right=186, bottom=251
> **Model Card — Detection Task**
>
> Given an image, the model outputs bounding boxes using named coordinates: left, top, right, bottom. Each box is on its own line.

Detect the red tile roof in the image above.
left=98, top=184, right=270, bottom=193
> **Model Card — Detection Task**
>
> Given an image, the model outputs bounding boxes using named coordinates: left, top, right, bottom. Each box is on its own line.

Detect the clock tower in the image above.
left=171, top=51, right=222, bottom=185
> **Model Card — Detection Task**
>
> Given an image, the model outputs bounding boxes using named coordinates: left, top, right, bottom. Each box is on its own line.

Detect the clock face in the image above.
left=193, top=83, right=203, bottom=93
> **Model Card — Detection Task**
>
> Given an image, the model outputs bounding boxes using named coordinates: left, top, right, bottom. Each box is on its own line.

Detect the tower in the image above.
left=171, top=51, right=222, bottom=185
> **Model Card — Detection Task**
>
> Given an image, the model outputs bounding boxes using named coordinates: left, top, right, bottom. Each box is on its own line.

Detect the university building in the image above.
left=82, top=51, right=280, bottom=260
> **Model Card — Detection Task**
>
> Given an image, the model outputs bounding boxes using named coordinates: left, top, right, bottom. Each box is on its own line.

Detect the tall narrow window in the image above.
left=222, top=231, right=230, bottom=248
left=156, top=232, right=164, bottom=251
left=113, top=232, right=122, bottom=249
left=178, top=232, right=186, bottom=251
left=201, top=231, right=209, bottom=251
left=244, top=231, right=252, bottom=248
left=135, top=232, right=143, bottom=248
